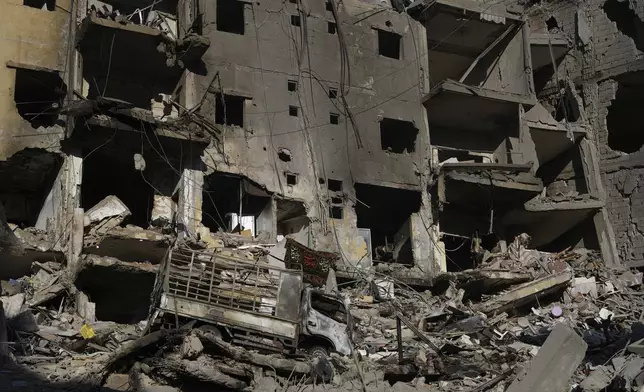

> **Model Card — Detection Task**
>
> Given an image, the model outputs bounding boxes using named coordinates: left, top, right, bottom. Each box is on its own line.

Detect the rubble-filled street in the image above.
left=2, top=0, right=644, bottom=390
left=4, top=216, right=644, bottom=392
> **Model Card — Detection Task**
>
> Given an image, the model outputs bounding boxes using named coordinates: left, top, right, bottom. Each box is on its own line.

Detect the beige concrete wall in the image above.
left=0, top=0, right=71, bottom=159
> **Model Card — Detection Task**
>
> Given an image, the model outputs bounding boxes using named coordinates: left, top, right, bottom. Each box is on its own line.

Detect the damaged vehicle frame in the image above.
left=149, top=246, right=352, bottom=356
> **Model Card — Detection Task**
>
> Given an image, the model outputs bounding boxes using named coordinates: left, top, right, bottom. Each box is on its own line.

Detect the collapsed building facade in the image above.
left=1, top=0, right=644, bottom=389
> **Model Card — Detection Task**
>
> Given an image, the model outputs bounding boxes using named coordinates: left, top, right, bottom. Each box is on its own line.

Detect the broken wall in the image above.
left=192, top=0, right=434, bottom=272
left=0, top=0, right=71, bottom=160
left=521, top=0, right=643, bottom=265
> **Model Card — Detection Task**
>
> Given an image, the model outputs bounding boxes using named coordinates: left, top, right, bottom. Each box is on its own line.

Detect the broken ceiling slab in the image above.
left=475, top=269, right=573, bottom=315
left=76, top=13, right=210, bottom=80
left=0, top=226, right=65, bottom=280
left=407, top=0, right=521, bottom=83
left=526, top=104, right=586, bottom=166
left=82, top=254, right=159, bottom=274
left=439, top=163, right=544, bottom=208
left=530, top=33, right=570, bottom=71
left=371, top=264, right=433, bottom=287
left=503, top=200, right=603, bottom=248
left=423, top=80, right=536, bottom=133
left=433, top=269, right=532, bottom=298
left=83, top=225, right=172, bottom=264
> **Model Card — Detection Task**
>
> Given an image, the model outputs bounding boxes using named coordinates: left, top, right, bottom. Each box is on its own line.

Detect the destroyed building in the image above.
left=2, top=0, right=644, bottom=390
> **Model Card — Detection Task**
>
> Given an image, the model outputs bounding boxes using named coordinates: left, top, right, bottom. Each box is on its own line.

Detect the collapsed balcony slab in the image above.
left=408, top=0, right=522, bottom=83
left=475, top=269, right=573, bottom=315
left=433, top=269, right=532, bottom=298
left=0, top=225, right=64, bottom=280
left=530, top=33, right=570, bottom=71
left=76, top=13, right=210, bottom=81
left=423, top=80, right=536, bottom=133
left=503, top=199, right=604, bottom=248
left=526, top=104, right=586, bottom=166
left=83, top=226, right=172, bottom=264
left=439, top=163, right=544, bottom=208
left=82, top=254, right=159, bottom=274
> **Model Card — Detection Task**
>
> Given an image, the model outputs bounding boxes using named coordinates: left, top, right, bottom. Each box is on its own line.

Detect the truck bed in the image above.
left=159, top=247, right=303, bottom=341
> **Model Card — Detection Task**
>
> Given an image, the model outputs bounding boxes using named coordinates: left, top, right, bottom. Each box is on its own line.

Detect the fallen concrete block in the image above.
left=476, top=270, right=573, bottom=315
left=580, top=365, right=614, bottom=391
left=84, top=195, right=131, bottom=231
left=1, top=293, right=25, bottom=319
left=570, top=276, right=597, bottom=298
left=628, top=337, right=644, bottom=356
left=180, top=335, right=203, bottom=359
left=505, top=323, right=587, bottom=392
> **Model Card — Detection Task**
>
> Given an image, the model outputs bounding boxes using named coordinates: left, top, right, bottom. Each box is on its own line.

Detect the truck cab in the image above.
left=300, top=287, right=352, bottom=356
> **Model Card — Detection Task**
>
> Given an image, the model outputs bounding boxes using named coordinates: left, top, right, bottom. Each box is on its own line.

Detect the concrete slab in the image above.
left=475, top=270, right=573, bottom=315
left=423, top=80, right=536, bottom=134
left=506, top=323, right=587, bottom=392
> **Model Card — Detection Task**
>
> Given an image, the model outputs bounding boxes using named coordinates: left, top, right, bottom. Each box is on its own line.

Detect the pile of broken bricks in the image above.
left=3, top=225, right=644, bottom=391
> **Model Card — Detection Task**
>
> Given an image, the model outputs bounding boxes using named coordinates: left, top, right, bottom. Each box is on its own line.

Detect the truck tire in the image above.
left=307, top=345, right=330, bottom=358
left=197, top=324, right=222, bottom=340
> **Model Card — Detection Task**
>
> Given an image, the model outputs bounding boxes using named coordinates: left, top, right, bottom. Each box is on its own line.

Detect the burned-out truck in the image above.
left=150, top=246, right=352, bottom=356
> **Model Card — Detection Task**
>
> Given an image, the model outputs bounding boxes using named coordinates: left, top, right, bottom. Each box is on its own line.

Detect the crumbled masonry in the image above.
left=1, top=0, right=644, bottom=390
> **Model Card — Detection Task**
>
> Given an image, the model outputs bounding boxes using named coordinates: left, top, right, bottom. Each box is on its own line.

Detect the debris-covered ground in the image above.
left=3, top=229, right=644, bottom=392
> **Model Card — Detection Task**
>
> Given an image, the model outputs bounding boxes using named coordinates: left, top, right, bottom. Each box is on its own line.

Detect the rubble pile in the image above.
left=3, top=230, right=644, bottom=392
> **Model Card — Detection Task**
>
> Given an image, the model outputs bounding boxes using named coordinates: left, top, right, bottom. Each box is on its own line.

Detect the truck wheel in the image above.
left=198, top=324, right=222, bottom=340
left=307, top=345, right=330, bottom=358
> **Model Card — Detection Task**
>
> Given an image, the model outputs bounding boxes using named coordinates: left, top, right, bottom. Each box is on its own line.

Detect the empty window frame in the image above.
left=377, top=29, right=401, bottom=59
left=289, top=105, right=299, bottom=116
left=217, top=0, right=245, bottom=35
left=215, top=94, right=245, bottom=127
left=291, top=14, right=301, bottom=26
left=327, top=179, right=342, bottom=192
left=328, top=88, right=338, bottom=99
left=330, top=113, right=339, bottom=124
left=380, top=118, right=418, bottom=153
left=288, top=80, right=298, bottom=92
left=328, top=22, right=337, bottom=34
left=285, top=172, right=298, bottom=185
left=329, top=206, right=343, bottom=219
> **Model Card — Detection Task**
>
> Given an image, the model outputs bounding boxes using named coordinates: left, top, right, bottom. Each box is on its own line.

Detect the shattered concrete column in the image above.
left=36, top=153, right=83, bottom=252
left=579, top=138, right=620, bottom=266
left=178, top=168, right=203, bottom=239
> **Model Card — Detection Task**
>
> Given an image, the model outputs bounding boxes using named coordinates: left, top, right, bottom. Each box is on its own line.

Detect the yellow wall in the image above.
left=0, top=0, right=72, bottom=159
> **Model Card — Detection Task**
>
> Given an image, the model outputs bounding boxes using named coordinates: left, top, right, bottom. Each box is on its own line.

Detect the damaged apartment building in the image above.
left=0, top=0, right=643, bottom=323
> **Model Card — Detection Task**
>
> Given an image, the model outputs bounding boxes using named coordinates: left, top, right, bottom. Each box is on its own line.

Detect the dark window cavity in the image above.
left=215, top=94, right=245, bottom=127
left=329, top=206, right=343, bottom=219
left=330, top=113, right=339, bottom=124
left=377, top=29, right=401, bottom=59
left=380, top=118, right=418, bottom=154
left=325, top=0, right=333, bottom=11
left=328, top=22, right=337, bottom=34
left=288, top=80, right=298, bottom=92
left=286, top=172, right=298, bottom=185
left=289, top=105, right=299, bottom=116
left=217, top=0, right=245, bottom=35
left=327, top=179, right=342, bottom=192
left=291, top=14, right=301, bottom=27
left=23, top=0, right=55, bottom=10
left=328, top=88, right=338, bottom=98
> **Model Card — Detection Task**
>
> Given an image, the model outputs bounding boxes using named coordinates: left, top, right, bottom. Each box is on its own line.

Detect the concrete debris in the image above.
left=180, top=335, right=204, bottom=359
left=83, top=195, right=131, bottom=234
left=506, top=324, right=587, bottom=392
left=1, top=233, right=644, bottom=391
